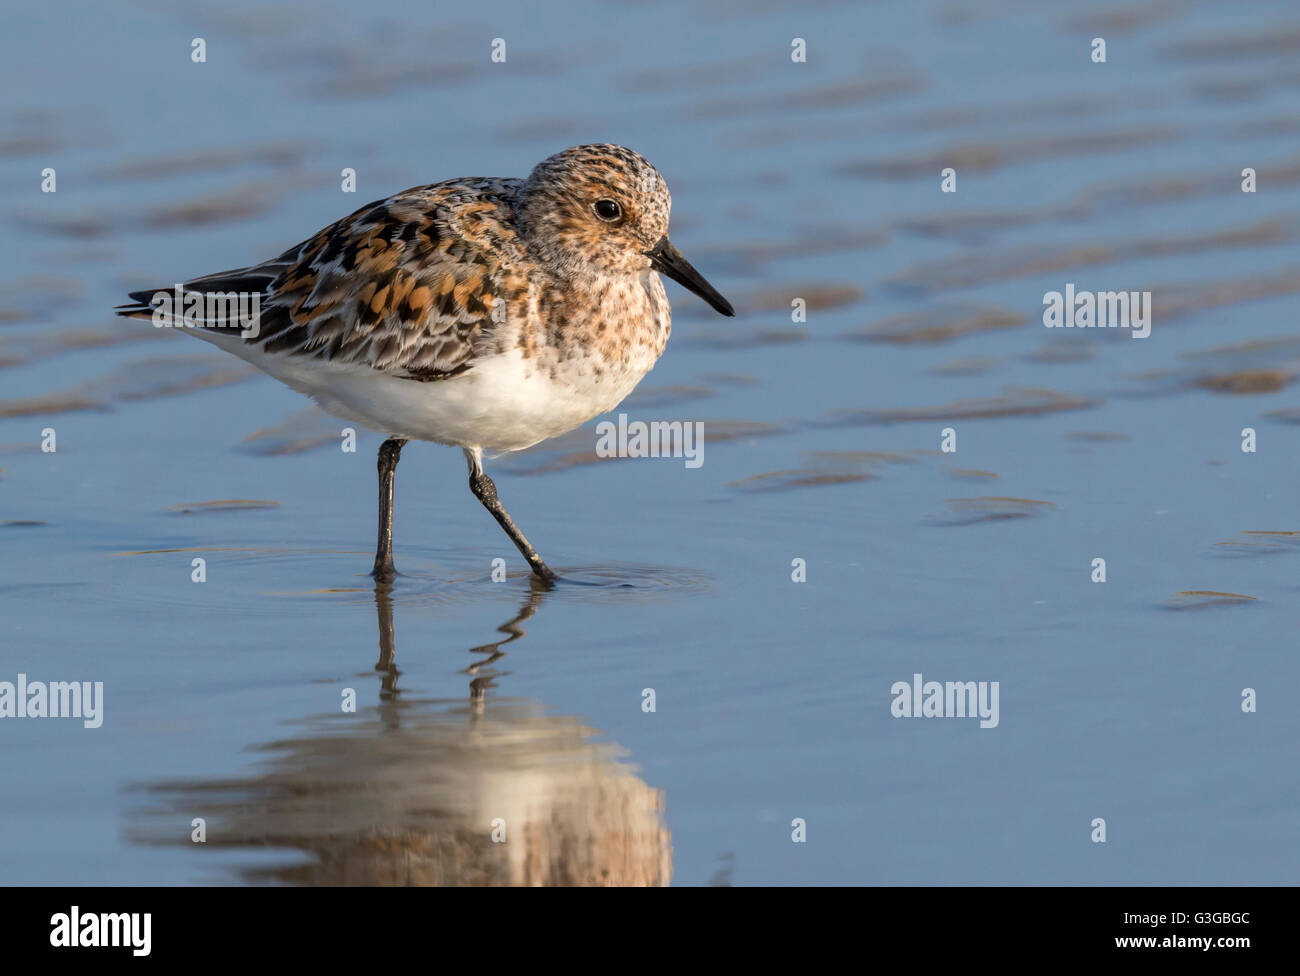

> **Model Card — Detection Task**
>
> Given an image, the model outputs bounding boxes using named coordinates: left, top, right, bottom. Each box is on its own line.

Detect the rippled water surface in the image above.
left=2, top=0, right=1298, bottom=884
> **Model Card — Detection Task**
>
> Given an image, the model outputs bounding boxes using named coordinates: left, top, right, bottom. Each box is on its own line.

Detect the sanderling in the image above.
left=117, top=144, right=734, bottom=583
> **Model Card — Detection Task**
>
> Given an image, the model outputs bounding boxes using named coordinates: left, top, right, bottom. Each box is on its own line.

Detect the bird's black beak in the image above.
left=646, top=237, right=734, bottom=316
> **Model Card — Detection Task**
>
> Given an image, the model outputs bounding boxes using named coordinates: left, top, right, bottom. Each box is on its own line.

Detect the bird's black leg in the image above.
left=464, top=448, right=557, bottom=584
left=372, top=437, right=408, bottom=581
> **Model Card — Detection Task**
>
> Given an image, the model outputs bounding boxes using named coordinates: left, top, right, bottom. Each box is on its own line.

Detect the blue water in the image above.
left=1, top=0, right=1298, bottom=884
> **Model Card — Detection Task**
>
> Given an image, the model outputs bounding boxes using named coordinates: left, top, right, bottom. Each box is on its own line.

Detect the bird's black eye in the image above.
left=593, top=199, right=622, bottom=222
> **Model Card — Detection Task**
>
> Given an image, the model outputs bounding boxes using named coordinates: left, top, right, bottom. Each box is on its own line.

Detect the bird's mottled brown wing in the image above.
left=120, top=178, right=527, bottom=381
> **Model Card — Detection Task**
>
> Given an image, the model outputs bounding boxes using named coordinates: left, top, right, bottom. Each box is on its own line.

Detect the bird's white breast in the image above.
left=195, top=270, right=672, bottom=453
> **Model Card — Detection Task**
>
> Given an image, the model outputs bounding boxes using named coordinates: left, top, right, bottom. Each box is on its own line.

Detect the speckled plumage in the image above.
left=118, top=144, right=730, bottom=451
left=117, top=145, right=734, bottom=581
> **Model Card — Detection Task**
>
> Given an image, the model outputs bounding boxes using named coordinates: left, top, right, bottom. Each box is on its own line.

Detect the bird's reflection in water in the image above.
left=129, top=580, right=671, bottom=886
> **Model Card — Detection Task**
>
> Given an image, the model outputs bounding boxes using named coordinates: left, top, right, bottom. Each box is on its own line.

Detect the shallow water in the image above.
left=2, top=0, right=1298, bottom=884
